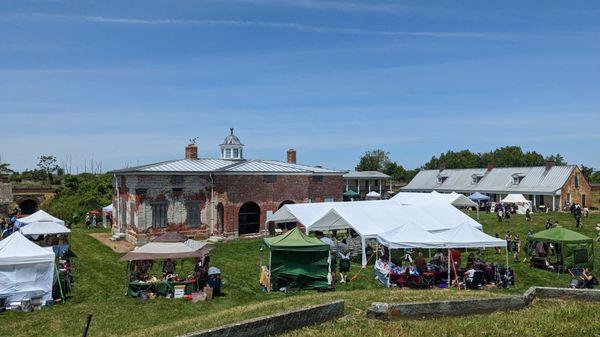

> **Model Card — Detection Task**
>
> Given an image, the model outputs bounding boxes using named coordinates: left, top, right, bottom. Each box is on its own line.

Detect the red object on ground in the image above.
left=89, top=210, right=100, bottom=215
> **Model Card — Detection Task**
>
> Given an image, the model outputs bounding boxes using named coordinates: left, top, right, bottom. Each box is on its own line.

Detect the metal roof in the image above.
left=402, top=165, right=576, bottom=194
left=343, top=171, right=391, bottom=179
left=112, top=158, right=343, bottom=175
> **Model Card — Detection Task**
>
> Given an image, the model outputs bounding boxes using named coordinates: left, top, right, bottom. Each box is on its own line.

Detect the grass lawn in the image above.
left=0, top=211, right=598, bottom=337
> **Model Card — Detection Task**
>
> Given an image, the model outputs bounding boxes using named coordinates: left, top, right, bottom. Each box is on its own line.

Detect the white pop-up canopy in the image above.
left=0, top=232, right=56, bottom=304
left=268, top=202, right=343, bottom=227
left=501, top=193, right=532, bottom=214
left=433, top=222, right=507, bottom=249
left=20, top=221, right=71, bottom=236
left=16, top=210, right=65, bottom=227
left=433, top=191, right=478, bottom=208
left=392, top=191, right=477, bottom=208
left=102, top=204, right=113, bottom=213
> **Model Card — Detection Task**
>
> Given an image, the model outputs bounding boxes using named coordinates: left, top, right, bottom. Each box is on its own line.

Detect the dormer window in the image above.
left=512, top=173, right=524, bottom=185
left=471, top=174, right=482, bottom=184
left=437, top=175, right=448, bottom=184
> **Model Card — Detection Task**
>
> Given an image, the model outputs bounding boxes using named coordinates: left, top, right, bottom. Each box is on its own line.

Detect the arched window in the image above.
left=238, top=202, right=261, bottom=234
left=217, top=203, right=224, bottom=233
left=278, top=200, right=295, bottom=209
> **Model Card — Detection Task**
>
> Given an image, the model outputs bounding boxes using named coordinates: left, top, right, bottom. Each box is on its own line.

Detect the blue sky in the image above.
left=1, top=1, right=599, bottom=172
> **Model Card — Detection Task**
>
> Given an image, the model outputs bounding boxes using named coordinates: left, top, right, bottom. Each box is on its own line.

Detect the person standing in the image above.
left=497, top=204, right=504, bottom=223
left=85, top=213, right=91, bottom=229
left=574, top=203, right=582, bottom=228
left=91, top=214, right=97, bottom=228
left=513, top=235, right=521, bottom=262
left=525, top=208, right=531, bottom=221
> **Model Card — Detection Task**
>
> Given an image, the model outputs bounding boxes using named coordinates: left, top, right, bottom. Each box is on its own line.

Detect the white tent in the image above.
left=434, top=191, right=478, bottom=208
left=434, top=222, right=507, bottom=248
left=20, top=221, right=71, bottom=236
left=501, top=194, right=532, bottom=214
left=268, top=202, right=344, bottom=228
left=365, top=191, right=381, bottom=200
left=377, top=224, right=443, bottom=249
left=102, top=204, right=113, bottom=213
left=0, top=232, right=56, bottom=304
left=16, top=210, right=65, bottom=227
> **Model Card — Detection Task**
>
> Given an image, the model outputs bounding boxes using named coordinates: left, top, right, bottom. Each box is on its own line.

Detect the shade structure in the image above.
left=343, top=190, right=359, bottom=197
left=365, top=191, right=381, bottom=200
left=269, top=202, right=338, bottom=227
left=501, top=193, right=532, bottom=214
left=263, top=228, right=329, bottom=290
left=377, top=224, right=443, bottom=249
left=20, top=221, right=71, bottom=236
left=16, top=210, right=65, bottom=227
left=529, top=227, right=594, bottom=269
left=0, top=232, right=55, bottom=304
left=152, top=232, right=189, bottom=243
left=468, top=192, right=490, bottom=201
left=433, top=222, right=507, bottom=248
left=120, top=241, right=214, bottom=261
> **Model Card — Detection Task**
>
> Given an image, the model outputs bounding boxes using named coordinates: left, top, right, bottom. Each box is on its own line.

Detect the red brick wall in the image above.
left=561, top=167, right=592, bottom=209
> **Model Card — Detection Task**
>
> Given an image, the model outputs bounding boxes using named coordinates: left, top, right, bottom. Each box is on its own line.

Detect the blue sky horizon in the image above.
left=1, top=1, right=599, bottom=172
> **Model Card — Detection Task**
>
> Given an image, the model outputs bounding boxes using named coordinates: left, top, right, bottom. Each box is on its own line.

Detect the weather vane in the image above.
left=189, top=137, right=198, bottom=145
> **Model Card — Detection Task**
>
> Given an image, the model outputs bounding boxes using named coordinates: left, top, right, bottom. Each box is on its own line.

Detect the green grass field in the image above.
left=1, top=211, right=599, bottom=337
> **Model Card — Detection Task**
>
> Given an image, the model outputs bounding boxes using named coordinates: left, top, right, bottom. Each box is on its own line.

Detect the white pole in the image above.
left=552, top=194, right=556, bottom=211
left=361, top=235, right=367, bottom=268
left=477, top=204, right=480, bottom=220
left=447, top=248, right=451, bottom=286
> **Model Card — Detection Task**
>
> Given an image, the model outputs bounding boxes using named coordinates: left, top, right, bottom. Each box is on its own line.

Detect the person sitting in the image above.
left=463, top=266, right=476, bottom=287
left=467, top=252, right=476, bottom=267
left=162, top=259, right=176, bottom=277
left=414, top=252, right=426, bottom=274
left=579, top=268, right=595, bottom=289
left=545, top=219, right=552, bottom=230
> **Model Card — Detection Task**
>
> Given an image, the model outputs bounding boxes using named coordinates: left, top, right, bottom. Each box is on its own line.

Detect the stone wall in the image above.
left=178, top=300, right=345, bottom=337
left=367, top=287, right=600, bottom=321
left=561, top=166, right=592, bottom=209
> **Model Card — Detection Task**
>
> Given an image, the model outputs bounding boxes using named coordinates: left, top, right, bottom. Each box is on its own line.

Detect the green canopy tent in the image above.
left=263, top=227, right=330, bottom=290
left=529, top=227, right=594, bottom=270
left=343, top=189, right=359, bottom=201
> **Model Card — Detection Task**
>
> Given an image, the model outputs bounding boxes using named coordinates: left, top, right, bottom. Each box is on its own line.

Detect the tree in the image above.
left=580, top=165, right=594, bottom=182
left=0, top=162, right=13, bottom=177
left=423, top=146, right=559, bottom=169
left=37, top=155, right=59, bottom=184
left=545, top=153, right=567, bottom=166
left=357, top=150, right=391, bottom=172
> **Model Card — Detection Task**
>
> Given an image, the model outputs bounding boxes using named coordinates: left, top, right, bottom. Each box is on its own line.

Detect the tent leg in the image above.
left=477, top=205, right=480, bottom=220
left=447, top=249, right=451, bottom=286
left=361, top=235, right=367, bottom=268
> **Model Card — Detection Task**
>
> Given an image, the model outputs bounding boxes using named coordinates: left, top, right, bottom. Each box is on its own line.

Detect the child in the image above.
left=525, top=209, right=531, bottom=221
left=338, top=249, right=351, bottom=283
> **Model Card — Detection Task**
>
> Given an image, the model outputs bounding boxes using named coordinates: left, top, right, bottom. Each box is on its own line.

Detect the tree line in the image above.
left=357, top=146, right=600, bottom=183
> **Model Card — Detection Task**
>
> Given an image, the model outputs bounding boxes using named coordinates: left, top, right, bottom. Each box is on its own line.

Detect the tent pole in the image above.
left=477, top=204, right=480, bottom=220
left=361, top=235, right=367, bottom=268
left=447, top=248, right=451, bottom=286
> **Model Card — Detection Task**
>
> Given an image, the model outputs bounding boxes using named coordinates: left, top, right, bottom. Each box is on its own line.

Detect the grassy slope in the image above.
left=0, top=212, right=598, bottom=336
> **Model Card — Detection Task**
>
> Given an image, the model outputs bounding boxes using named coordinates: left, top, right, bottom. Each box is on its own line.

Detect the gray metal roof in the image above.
left=112, top=158, right=343, bottom=175
left=402, top=165, right=576, bottom=194
left=343, top=171, right=391, bottom=179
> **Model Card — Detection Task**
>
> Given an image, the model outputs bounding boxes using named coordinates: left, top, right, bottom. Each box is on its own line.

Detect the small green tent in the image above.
left=263, top=228, right=330, bottom=290
left=529, top=227, right=594, bottom=269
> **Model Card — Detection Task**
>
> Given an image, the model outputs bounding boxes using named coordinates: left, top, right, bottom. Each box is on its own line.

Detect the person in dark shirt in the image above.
left=414, top=252, right=426, bottom=274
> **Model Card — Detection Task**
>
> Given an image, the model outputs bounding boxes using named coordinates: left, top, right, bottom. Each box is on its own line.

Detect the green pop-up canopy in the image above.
left=530, top=227, right=594, bottom=269
left=263, top=228, right=330, bottom=290
left=343, top=190, right=359, bottom=197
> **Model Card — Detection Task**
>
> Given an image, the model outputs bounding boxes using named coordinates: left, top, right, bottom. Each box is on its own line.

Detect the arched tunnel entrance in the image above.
left=19, top=199, right=39, bottom=215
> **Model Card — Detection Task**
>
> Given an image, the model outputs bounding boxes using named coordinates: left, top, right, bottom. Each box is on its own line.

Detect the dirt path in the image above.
left=89, top=232, right=134, bottom=253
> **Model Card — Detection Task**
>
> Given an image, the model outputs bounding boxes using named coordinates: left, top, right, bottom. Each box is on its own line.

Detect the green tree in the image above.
left=357, top=150, right=391, bottom=172
left=37, top=155, right=59, bottom=184
left=545, top=153, right=567, bottom=166
left=580, top=165, right=594, bottom=181
left=0, top=162, right=13, bottom=177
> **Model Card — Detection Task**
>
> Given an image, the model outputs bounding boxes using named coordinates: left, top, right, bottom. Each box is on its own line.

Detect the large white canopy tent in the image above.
left=501, top=193, right=532, bottom=214
left=19, top=221, right=71, bottom=237
left=15, top=210, right=65, bottom=228
left=377, top=222, right=506, bottom=286
left=0, top=232, right=56, bottom=304
left=392, top=191, right=477, bottom=208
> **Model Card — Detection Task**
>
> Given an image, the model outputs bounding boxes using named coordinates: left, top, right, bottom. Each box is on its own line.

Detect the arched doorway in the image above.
left=19, top=199, right=39, bottom=215
left=238, top=201, right=260, bottom=235
left=217, top=203, right=224, bottom=233
left=278, top=200, right=295, bottom=209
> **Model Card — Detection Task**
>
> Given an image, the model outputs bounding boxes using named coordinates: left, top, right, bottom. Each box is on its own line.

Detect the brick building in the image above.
left=111, top=129, right=344, bottom=244
left=591, top=184, right=600, bottom=211
left=402, top=161, right=591, bottom=211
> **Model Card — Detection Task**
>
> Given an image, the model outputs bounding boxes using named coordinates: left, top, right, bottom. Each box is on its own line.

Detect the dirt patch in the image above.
left=89, top=233, right=134, bottom=253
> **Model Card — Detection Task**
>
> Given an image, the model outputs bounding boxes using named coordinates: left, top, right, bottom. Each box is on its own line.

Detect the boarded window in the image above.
left=263, top=175, right=277, bottom=183
left=152, top=202, right=168, bottom=228
left=186, top=201, right=201, bottom=228
left=171, top=176, right=184, bottom=184
left=129, top=201, right=136, bottom=227
left=312, top=175, right=324, bottom=182
left=120, top=200, right=127, bottom=226
left=574, top=176, right=580, bottom=188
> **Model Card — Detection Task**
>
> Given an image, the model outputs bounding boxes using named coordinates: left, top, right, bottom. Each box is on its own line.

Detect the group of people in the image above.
left=0, top=212, right=19, bottom=238
left=84, top=213, right=98, bottom=229
left=314, top=231, right=354, bottom=284
left=569, top=203, right=586, bottom=228
left=495, top=203, right=524, bottom=222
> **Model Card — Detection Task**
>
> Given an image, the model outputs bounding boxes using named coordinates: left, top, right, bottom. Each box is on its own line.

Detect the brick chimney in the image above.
left=487, top=162, right=494, bottom=171
left=287, top=149, right=297, bottom=164
left=185, top=143, right=198, bottom=160
left=545, top=160, right=554, bottom=170
left=355, top=165, right=361, bottom=172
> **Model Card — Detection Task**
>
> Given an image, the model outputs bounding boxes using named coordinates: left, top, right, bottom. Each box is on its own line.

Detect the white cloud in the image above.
left=235, top=0, right=409, bottom=14
left=24, top=13, right=514, bottom=40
